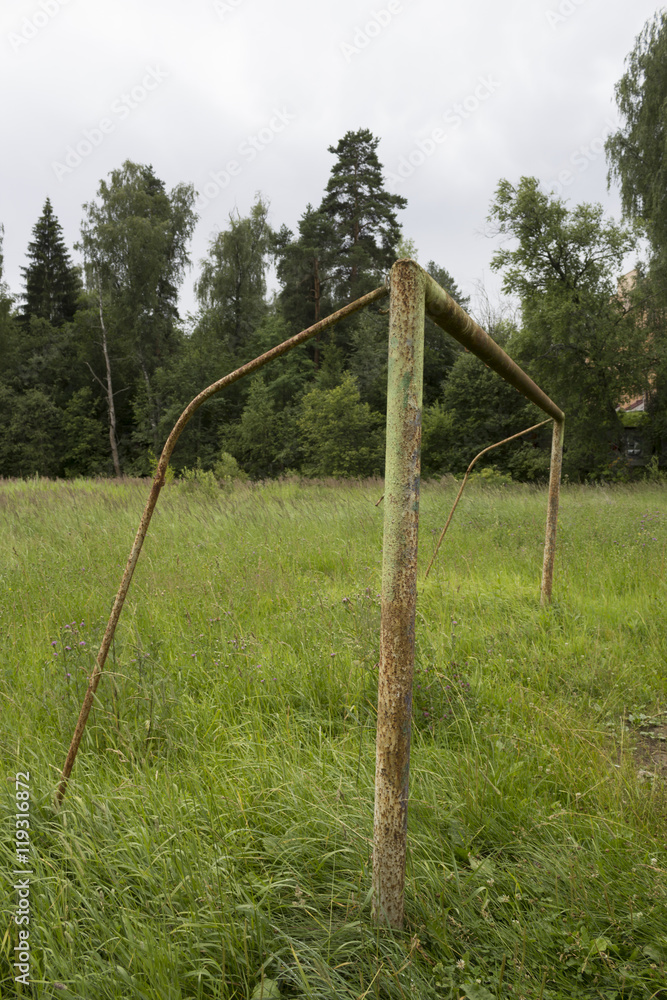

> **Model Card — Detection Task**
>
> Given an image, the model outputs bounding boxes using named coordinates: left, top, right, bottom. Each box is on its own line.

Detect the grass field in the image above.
left=1, top=476, right=666, bottom=999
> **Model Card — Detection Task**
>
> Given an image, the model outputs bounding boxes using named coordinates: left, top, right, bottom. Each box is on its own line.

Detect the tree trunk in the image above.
left=139, top=357, right=159, bottom=454
left=98, top=287, right=122, bottom=477
left=313, top=256, right=321, bottom=368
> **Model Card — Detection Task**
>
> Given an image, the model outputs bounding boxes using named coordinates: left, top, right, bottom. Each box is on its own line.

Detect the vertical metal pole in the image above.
left=373, top=260, right=425, bottom=927
left=541, top=417, right=564, bottom=605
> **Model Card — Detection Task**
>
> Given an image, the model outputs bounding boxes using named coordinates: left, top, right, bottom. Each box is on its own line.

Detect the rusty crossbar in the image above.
left=55, top=257, right=564, bottom=938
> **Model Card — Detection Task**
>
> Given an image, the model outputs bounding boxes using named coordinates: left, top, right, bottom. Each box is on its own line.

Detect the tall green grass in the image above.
left=1, top=477, right=666, bottom=999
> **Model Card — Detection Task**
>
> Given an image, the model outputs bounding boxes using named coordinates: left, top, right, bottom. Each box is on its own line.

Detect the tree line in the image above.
left=1, top=13, right=667, bottom=484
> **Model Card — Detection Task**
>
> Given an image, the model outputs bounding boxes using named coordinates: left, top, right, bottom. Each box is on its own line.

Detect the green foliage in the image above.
left=619, top=409, right=648, bottom=428
left=606, top=11, right=667, bottom=260
left=61, top=387, right=109, bottom=477
left=425, top=260, right=470, bottom=312
left=78, top=161, right=197, bottom=458
left=273, top=204, right=337, bottom=343
left=178, top=461, right=220, bottom=498
left=213, top=449, right=248, bottom=485
left=221, top=373, right=300, bottom=478
left=0, top=228, right=17, bottom=376
left=79, top=161, right=196, bottom=341
left=320, top=128, right=407, bottom=301
left=0, top=383, right=62, bottom=476
left=345, top=307, right=390, bottom=412
left=421, top=401, right=455, bottom=477
left=147, top=448, right=175, bottom=484
left=466, top=464, right=513, bottom=485
left=20, top=197, right=81, bottom=326
left=423, top=260, right=468, bottom=406
left=298, top=371, right=385, bottom=476
left=607, top=14, right=667, bottom=446
left=395, top=233, right=419, bottom=260
left=196, top=195, right=273, bottom=356
left=426, top=352, right=548, bottom=479
left=489, top=177, right=647, bottom=477
left=643, top=454, right=667, bottom=483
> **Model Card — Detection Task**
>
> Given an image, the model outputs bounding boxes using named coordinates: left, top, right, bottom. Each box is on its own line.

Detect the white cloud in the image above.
left=0, top=0, right=659, bottom=317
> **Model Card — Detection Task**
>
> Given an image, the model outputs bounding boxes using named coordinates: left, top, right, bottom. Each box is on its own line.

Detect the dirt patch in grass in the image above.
left=633, top=720, right=667, bottom=780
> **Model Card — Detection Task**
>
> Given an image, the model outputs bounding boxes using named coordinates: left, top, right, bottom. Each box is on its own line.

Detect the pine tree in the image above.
left=274, top=204, right=338, bottom=365
left=21, top=198, right=81, bottom=326
left=319, top=129, right=407, bottom=301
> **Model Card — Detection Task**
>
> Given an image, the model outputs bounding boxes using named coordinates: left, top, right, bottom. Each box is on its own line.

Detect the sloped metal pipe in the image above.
left=423, top=273, right=564, bottom=422
left=55, top=285, right=389, bottom=807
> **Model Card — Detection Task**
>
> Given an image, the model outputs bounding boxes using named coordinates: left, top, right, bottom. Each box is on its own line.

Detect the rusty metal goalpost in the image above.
left=55, top=257, right=564, bottom=931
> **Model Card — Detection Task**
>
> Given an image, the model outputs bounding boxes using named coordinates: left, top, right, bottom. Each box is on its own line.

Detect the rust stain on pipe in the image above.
left=424, top=273, right=563, bottom=423
left=373, top=260, right=425, bottom=928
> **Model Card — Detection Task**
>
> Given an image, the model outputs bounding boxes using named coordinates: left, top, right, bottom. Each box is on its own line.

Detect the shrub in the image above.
left=179, top=462, right=220, bottom=499
left=214, top=450, right=249, bottom=486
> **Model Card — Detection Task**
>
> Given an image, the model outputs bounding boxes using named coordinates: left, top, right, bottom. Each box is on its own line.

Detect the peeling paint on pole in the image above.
left=372, top=260, right=425, bottom=928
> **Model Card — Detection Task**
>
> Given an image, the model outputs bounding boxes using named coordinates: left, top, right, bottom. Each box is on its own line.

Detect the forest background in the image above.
left=2, top=11, right=667, bottom=484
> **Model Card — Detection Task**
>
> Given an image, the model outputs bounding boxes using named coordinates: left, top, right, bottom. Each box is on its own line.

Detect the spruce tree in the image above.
left=319, top=129, right=407, bottom=301
left=21, top=198, right=81, bottom=326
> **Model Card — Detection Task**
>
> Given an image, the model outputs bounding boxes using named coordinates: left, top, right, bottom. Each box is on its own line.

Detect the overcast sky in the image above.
left=0, top=0, right=661, bottom=325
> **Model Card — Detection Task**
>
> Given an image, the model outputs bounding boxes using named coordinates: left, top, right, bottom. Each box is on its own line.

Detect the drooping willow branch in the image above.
left=424, top=418, right=552, bottom=579
left=55, top=285, right=388, bottom=807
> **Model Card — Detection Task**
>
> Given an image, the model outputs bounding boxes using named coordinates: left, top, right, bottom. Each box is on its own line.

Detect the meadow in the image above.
left=0, top=475, right=666, bottom=999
